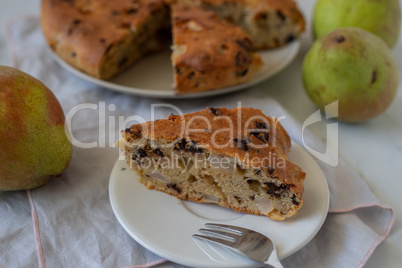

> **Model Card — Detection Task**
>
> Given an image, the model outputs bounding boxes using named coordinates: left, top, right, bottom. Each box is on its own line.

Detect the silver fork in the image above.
left=193, top=223, right=283, bottom=268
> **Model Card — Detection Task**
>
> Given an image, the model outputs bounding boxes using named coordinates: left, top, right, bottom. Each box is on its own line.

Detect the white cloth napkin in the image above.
left=0, top=17, right=395, bottom=268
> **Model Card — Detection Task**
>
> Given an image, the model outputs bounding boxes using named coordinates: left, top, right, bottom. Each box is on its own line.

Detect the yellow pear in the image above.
left=0, top=66, right=72, bottom=190
left=303, top=28, right=399, bottom=123
left=313, top=0, right=401, bottom=48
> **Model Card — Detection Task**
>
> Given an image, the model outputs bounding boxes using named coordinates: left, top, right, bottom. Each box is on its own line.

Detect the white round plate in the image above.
left=109, top=142, right=329, bottom=267
left=49, top=41, right=300, bottom=99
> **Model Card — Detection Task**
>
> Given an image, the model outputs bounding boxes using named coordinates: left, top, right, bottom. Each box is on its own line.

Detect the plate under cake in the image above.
left=119, top=107, right=305, bottom=220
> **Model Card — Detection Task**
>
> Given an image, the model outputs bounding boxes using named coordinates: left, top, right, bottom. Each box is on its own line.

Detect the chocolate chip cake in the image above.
left=41, top=0, right=170, bottom=79
left=171, top=5, right=263, bottom=94
left=169, top=0, right=305, bottom=49
left=41, top=0, right=304, bottom=93
left=119, top=107, right=305, bottom=220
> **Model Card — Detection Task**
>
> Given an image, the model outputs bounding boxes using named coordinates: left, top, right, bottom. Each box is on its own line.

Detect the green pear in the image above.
left=302, top=27, right=399, bottom=123
left=0, top=66, right=72, bottom=190
left=313, top=0, right=401, bottom=48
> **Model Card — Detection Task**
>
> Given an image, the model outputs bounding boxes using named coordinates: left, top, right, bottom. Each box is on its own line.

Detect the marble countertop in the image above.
left=1, top=0, right=401, bottom=267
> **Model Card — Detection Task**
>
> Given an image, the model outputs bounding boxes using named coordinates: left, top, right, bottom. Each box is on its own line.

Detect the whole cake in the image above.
left=171, top=5, right=263, bottom=94
left=119, top=107, right=305, bottom=220
left=41, top=0, right=304, bottom=93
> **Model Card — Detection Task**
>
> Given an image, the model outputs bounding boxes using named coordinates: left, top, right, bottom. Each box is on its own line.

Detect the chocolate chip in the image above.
left=286, top=35, right=295, bottom=43
left=267, top=167, right=275, bottom=175
left=99, top=38, right=106, bottom=43
left=174, top=139, right=187, bottom=151
left=124, top=125, right=141, bottom=138
left=174, top=139, right=203, bottom=153
left=71, top=51, right=76, bottom=57
left=124, top=128, right=134, bottom=134
left=292, top=195, right=300, bottom=206
left=105, top=44, right=113, bottom=54
left=73, top=19, right=81, bottom=25
left=189, top=141, right=203, bottom=153
left=259, top=13, right=267, bottom=20
left=265, top=182, right=289, bottom=198
left=250, top=195, right=255, bottom=200
left=255, top=122, right=268, bottom=129
left=236, top=38, right=253, bottom=51
left=118, top=57, right=128, bottom=68
left=265, top=182, right=286, bottom=198
left=111, top=10, right=120, bottom=16
left=127, top=7, right=137, bottom=14
left=209, top=107, right=222, bottom=115
left=250, top=132, right=269, bottom=143
left=153, top=149, right=164, bottom=157
left=167, top=183, right=182, bottom=194
left=135, top=149, right=147, bottom=159
left=175, top=67, right=181, bottom=75
left=233, top=138, right=249, bottom=151
left=234, top=196, right=242, bottom=203
left=187, top=71, right=195, bottom=79
left=235, top=51, right=249, bottom=67
left=246, top=179, right=253, bottom=185
left=276, top=11, right=286, bottom=21
left=237, top=68, right=248, bottom=77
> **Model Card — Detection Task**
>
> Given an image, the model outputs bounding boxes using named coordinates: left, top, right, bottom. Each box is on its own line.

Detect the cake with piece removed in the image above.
left=119, top=107, right=305, bottom=220
left=41, top=0, right=304, bottom=93
left=170, top=5, right=263, bottom=94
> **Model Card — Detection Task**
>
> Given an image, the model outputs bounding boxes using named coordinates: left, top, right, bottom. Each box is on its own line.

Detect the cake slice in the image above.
left=119, top=107, right=305, bottom=220
left=170, top=0, right=305, bottom=49
left=41, top=0, right=170, bottom=79
left=170, top=5, right=263, bottom=94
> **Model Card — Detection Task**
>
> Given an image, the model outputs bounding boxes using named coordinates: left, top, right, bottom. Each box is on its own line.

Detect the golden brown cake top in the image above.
left=170, top=0, right=305, bottom=30
left=171, top=5, right=258, bottom=73
left=122, top=107, right=305, bottom=195
left=248, top=0, right=305, bottom=30
left=41, top=0, right=166, bottom=76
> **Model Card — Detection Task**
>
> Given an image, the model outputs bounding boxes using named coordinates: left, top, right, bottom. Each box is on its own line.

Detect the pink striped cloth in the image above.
left=0, top=17, right=394, bottom=268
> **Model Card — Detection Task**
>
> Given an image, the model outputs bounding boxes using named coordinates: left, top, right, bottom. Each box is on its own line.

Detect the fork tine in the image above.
left=204, top=223, right=247, bottom=234
left=192, top=234, right=236, bottom=248
left=199, top=228, right=239, bottom=241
